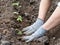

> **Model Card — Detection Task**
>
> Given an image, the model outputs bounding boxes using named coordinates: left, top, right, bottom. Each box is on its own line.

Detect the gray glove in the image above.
left=22, top=18, right=44, bottom=35
left=22, top=26, right=47, bottom=42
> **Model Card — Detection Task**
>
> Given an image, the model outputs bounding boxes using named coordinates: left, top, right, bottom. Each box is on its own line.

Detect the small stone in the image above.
left=30, top=0, right=35, bottom=4
left=13, top=12, right=19, bottom=15
left=1, top=40, right=11, bottom=45
left=53, top=37, right=56, bottom=40
left=3, top=29, right=9, bottom=35
left=24, top=13, right=29, bottom=16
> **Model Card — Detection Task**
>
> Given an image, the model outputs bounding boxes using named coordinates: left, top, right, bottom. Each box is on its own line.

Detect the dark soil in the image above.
left=0, top=0, right=60, bottom=45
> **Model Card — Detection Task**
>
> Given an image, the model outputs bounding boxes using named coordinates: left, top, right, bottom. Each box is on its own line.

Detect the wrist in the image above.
left=38, top=17, right=45, bottom=21
left=42, top=25, right=50, bottom=31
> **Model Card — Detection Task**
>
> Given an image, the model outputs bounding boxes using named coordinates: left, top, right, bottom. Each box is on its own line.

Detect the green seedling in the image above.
left=17, top=16, right=23, bottom=22
left=17, top=31, right=23, bottom=35
left=12, top=2, right=19, bottom=6
left=13, top=12, right=19, bottom=14
left=15, top=29, right=23, bottom=35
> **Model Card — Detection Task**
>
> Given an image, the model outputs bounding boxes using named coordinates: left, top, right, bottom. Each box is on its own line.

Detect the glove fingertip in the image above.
left=22, top=29, right=28, bottom=32
left=26, top=39, right=32, bottom=43
left=24, top=32, right=30, bottom=35
left=26, top=40, right=29, bottom=43
left=22, top=29, right=26, bottom=32
left=22, top=27, right=30, bottom=32
left=23, top=32, right=27, bottom=34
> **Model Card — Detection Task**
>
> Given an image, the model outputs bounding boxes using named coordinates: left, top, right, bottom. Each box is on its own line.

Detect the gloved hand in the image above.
left=22, top=26, right=47, bottom=42
left=22, top=18, right=44, bottom=35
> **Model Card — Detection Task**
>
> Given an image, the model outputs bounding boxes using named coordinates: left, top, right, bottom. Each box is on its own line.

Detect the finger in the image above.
left=24, top=30, right=35, bottom=35
left=22, top=36, right=30, bottom=40
left=23, top=29, right=32, bottom=35
left=26, top=38, right=32, bottom=42
left=24, top=27, right=34, bottom=35
left=22, top=27, right=30, bottom=32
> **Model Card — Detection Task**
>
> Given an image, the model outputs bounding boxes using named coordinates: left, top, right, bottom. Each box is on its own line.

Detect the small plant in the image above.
left=17, top=16, right=23, bottom=22
left=12, top=2, right=19, bottom=6
left=17, top=31, right=23, bottom=35
left=15, top=29, right=23, bottom=35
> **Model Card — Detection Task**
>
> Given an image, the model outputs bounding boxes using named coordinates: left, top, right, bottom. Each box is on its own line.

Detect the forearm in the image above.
left=42, top=6, right=60, bottom=30
left=38, top=0, right=51, bottom=20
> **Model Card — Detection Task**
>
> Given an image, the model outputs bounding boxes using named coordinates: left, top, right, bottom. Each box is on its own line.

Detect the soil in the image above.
left=0, top=0, right=60, bottom=45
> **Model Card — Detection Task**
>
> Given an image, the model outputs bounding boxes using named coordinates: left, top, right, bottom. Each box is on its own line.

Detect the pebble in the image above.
left=1, top=40, right=11, bottom=45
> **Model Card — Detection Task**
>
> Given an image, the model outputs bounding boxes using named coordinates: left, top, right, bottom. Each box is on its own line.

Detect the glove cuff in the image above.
left=37, top=18, right=44, bottom=24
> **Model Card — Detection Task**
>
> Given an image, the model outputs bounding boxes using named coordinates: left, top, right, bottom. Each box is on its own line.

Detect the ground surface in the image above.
left=0, top=0, right=60, bottom=45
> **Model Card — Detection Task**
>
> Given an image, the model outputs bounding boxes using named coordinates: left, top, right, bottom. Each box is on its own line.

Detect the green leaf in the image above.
left=17, top=31, right=23, bottom=35
left=17, top=16, right=23, bottom=22
left=15, top=29, right=23, bottom=35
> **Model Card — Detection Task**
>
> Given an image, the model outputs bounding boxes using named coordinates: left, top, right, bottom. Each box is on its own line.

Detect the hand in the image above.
left=22, top=26, right=47, bottom=42
left=22, top=26, right=35, bottom=35
left=22, top=18, right=44, bottom=35
left=22, top=36, right=34, bottom=42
